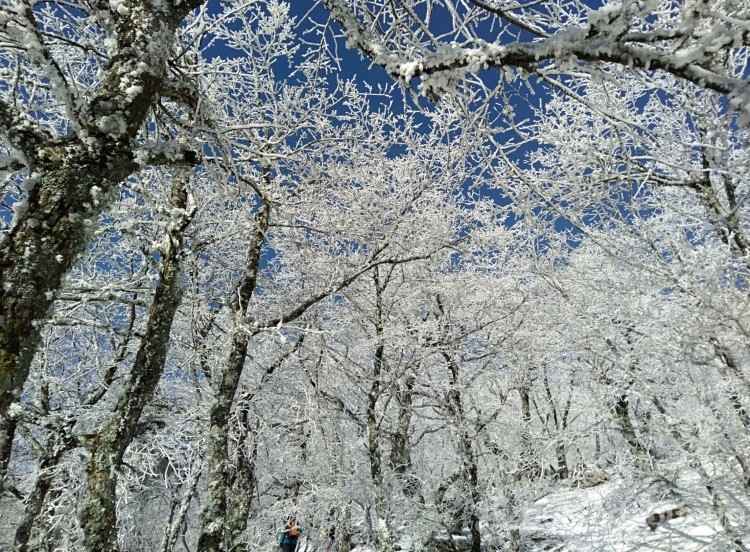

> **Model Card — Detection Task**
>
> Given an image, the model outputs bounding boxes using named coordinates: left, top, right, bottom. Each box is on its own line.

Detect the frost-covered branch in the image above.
left=0, top=97, right=53, bottom=157
left=322, top=0, right=750, bottom=105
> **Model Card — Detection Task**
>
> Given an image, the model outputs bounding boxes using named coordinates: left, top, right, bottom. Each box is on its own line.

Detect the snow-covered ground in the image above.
left=519, top=476, right=721, bottom=551
left=346, top=470, right=749, bottom=551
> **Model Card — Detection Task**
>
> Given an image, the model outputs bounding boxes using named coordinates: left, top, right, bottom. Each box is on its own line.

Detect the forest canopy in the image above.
left=0, top=1, right=749, bottom=551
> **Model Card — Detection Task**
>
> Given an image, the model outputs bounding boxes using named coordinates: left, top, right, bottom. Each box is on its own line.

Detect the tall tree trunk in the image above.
left=541, top=365, right=570, bottom=479
left=77, top=175, right=193, bottom=552
left=367, top=266, right=394, bottom=552
left=614, top=393, right=647, bottom=460
left=390, top=373, right=421, bottom=500
left=506, top=487, right=522, bottom=552
left=0, top=0, right=203, bottom=478
left=224, top=337, right=304, bottom=551
left=433, top=292, right=481, bottom=552
left=607, top=327, right=647, bottom=464
left=197, top=332, right=248, bottom=552
left=226, top=409, right=258, bottom=551
left=441, top=350, right=481, bottom=552
left=335, top=503, right=353, bottom=552
left=197, top=200, right=269, bottom=552
left=518, top=385, right=540, bottom=480
left=0, top=416, right=16, bottom=490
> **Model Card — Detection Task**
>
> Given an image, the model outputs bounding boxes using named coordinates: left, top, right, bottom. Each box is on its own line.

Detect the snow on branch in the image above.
left=322, top=0, right=750, bottom=108
left=0, top=97, right=54, bottom=157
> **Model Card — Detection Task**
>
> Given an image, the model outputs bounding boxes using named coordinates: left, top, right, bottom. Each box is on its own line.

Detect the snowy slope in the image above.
left=521, top=476, right=721, bottom=551
left=344, top=469, right=750, bottom=551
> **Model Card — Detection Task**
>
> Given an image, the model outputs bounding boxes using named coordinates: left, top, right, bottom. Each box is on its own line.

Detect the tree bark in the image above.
left=0, top=416, right=16, bottom=489
left=390, top=373, right=421, bottom=500
left=541, top=365, right=570, bottom=479
left=77, top=175, right=193, bottom=552
left=367, top=266, right=395, bottom=552
left=226, top=408, right=258, bottom=551
left=0, top=0, right=203, bottom=480
left=434, top=293, right=480, bottom=552
left=197, top=200, right=269, bottom=552
left=447, top=360, right=481, bottom=552
left=518, top=385, right=541, bottom=480
left=613, top=393, right=647, bottom=460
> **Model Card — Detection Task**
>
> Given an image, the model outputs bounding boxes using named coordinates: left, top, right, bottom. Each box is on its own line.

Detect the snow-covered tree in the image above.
left=0, top=0, right=208, bottom=480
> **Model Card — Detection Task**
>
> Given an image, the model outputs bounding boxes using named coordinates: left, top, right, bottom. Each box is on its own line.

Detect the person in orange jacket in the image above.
left=278, top=517, right=302, bottom=552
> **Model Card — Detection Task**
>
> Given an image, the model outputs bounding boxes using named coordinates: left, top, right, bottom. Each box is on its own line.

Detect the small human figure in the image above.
left=278, top=517, right=302, bottom=552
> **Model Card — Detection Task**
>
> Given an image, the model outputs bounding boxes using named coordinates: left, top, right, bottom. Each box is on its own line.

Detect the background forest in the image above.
left=1, top=0, right=749, bottom=551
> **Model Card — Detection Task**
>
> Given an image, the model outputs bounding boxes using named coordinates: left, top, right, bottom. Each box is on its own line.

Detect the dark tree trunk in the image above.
left=442, top=351, right=481, bottom=552
left=390, top=373, right=421, bottom=500
left=197, top=331, right=249, bottom=552
left=614, top=394, right=646, bottom=460
left=226, top=409, right=258, bottom=551
left=431, top=292, right=481, bottom=552
left=13, top=443, right=67, bottom=552
left=77, top=175, right=192, bottom=552
left=197, top=201, right=269, bottom=552
left=518, top=385, right=540, bottom=479
left=0, top=416, right=16, bottom=488
left=367, top=266, right=394, bottom=552
left=541, top=365, right=570, bottom=479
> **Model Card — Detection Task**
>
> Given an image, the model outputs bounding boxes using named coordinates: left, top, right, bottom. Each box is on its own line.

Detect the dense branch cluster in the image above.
left=0, top=1, right=749, bottom=551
